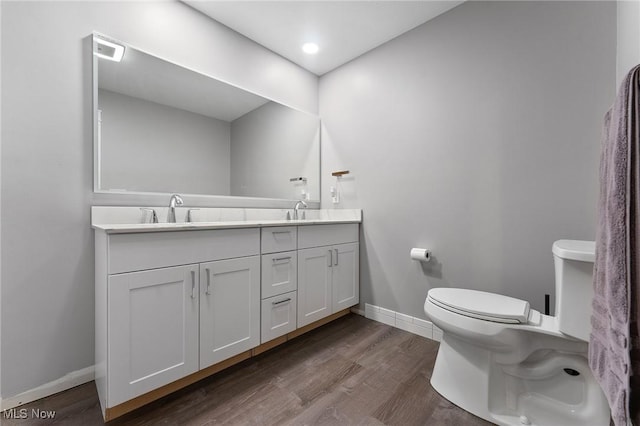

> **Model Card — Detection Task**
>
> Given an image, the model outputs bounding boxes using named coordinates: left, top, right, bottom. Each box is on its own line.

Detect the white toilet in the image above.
left=424, top=240, right=610, bottom=426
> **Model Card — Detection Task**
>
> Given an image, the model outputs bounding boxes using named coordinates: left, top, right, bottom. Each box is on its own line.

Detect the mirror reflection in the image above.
left=93, top=34, right=320, bottom=201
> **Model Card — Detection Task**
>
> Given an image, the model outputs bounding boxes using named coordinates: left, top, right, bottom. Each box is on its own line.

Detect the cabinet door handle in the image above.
left=205, top=268, right=211, bottom=295
left=272, top=256, right=292, bottom=262
left=334, top=249, right=339, bottom=266
left=190, top=271, right=196, bottom=299
left=328, top=250, right=333, bottom=267
left=272, top=231, right=290, bottom=235
left=272, top=298, right=291, bottom=305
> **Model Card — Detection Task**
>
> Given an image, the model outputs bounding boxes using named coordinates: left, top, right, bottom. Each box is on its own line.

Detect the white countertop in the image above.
left=91, top=207, right=362, bottom=234
left=93, top=218, right=360, bottom=234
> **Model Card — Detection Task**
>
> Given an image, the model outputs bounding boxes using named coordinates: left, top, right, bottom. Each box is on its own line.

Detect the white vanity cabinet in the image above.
left=260, top=227, right=298, bottom=343
left=95, top=227, right=260, bottom=418
left=297, top=246, right=333, bottom=326
left=331, top=242, right=360, bottom=311
left=108, top=264, right=199, bottom=406
left=199, top=256, right=260, bottom=368
left=93, top=212, right=361, bottom=421
left=297, top=224, right=360, bottom=327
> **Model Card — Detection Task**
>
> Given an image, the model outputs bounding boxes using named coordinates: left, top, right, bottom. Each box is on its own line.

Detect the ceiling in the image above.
left=183, top=1, right=464, bottom=76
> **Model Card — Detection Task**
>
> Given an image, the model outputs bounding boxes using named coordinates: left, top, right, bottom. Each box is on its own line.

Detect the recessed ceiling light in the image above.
left=302, top=42, right=319, bottom=55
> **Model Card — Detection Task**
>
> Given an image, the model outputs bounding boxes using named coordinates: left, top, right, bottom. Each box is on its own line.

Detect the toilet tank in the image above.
left=553, top=240, right=596, bottom=342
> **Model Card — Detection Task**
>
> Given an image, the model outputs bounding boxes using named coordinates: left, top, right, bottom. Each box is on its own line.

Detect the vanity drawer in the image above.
left=261, top=291, right=297, bottom=344
left=261, top=251, right=297, bottom=299
left=108, top=228, right=260, bottom=274
left=297, top=224, right=359, bottom=249
left=261, top=226, right=297, bottom=254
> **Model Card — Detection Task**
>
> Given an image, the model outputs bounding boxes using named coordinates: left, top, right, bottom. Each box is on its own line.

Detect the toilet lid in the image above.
left=427, top=288, right=530, bottom=324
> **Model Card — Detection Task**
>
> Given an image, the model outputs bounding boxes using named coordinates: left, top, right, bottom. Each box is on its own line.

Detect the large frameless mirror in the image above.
left=92, top=33, right=320, bottom=202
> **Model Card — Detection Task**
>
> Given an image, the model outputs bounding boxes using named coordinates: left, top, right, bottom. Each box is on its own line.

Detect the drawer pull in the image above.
left=205, top=268, right=211, bottom=295
left=271, top=231, right=291, bottom=235
left=190, top=271, right=196, bottom=299
left=272, top=256, right=292, bottom=262
left=334, top=249, right=339, bottom=266
left=328, top=250, right=333, bottom=267
left=272, top=298, right=292, bottom=305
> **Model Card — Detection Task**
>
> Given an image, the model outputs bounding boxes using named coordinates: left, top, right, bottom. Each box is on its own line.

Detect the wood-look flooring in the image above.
left=1, top=314, right=492, bottom=425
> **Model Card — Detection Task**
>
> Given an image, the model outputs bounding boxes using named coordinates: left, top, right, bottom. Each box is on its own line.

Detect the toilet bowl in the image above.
left=424, top=240, right=610, bottom=426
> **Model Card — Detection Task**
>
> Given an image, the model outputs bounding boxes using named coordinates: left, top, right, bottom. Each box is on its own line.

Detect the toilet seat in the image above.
left=427, top=288, right=530, bottom=324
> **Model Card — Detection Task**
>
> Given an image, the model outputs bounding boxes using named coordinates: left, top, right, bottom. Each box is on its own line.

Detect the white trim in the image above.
left=0, top=366, right=94, bottom=411
left=364, top=303, right=442, bottom=342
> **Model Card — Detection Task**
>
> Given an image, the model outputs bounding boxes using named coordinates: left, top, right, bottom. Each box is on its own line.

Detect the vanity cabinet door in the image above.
left=200, top=256, right=260, bottom=369
left=108, top=264, right=199, bottom=406
left=332, top=243, right=359, bottom=313
left=297, top=247, right=333, bottom=327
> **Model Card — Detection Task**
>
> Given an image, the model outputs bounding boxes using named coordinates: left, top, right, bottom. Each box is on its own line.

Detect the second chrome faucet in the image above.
left=167, top=194, right=184, bottom=223
left=293, top=200, right=307, bottom=220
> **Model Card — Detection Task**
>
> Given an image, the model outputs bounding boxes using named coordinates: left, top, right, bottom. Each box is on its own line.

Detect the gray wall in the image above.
left=319, top=1, right=616, bottom=319
left=230, top=102, right=320, bottom=200
left=99, top=89, right=231, bottom=195
left=617, top=0, right=640, bottom=87
left=1, top=1, right=317, bottom=398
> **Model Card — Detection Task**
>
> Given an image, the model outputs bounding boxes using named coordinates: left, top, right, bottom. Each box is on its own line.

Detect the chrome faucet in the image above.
left=167, top=194, right=184, bottom=223
left=294, top=200, right=307, bottom=220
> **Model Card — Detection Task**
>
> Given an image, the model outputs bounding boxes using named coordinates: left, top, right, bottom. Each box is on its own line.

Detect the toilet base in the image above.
left=430, top=334, right=609, bottom=426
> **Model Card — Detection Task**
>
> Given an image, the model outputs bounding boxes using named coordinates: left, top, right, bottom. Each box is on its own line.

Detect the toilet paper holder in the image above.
left=410, top=248, right=432, bottom=262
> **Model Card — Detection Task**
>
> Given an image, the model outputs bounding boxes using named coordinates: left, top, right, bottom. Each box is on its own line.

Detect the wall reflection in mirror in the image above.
left=93, top=33, right=320, bottom=201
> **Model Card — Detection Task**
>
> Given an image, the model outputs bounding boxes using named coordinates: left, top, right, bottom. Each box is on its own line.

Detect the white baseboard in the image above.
left=0, top=366, right=94, bottom=411
left=364, top=303, right=443, bottom=342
